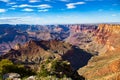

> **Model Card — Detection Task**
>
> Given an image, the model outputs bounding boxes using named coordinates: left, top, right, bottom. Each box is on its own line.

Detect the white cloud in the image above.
left=60, top=0, right=70, bottom=2
left=0, top=9, right=6, bottom=13
left=0, top=0, right=9, bottom=2
left=38, top=4, right=52, bottom=9
left=44, top=0, right=55, bottom=3
left=12, top=4, right=52, bottom=9
left=19, top=4, right=30, bottom=8
left=12, top=4, right=31, bottom=8
left=0, top=17, right=22, bottom=23
left=84, top=0, right=95, bottom=1
left=38, top=9, right=49, bottom=12
left=0, top=16, right=45, bottom=24
left=66, top=2, right=86, bottom=9
left=85, top=0, right=103, bottom=1
left=22, top=8, right=34, bottom=12
left=29, top=0, right=40, bottom=3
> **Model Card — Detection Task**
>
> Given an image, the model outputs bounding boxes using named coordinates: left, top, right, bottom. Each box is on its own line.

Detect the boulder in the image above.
left=26, top=76, right=36, bottom=80
left=3, top=73, right=21, bottom=80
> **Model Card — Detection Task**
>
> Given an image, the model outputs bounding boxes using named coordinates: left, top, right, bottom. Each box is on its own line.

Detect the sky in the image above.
left=0, top=0, right=120, bottom=24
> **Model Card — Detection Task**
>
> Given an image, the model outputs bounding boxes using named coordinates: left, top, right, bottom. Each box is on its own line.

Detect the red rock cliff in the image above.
left=95, top=24, right=120, bottom=52
left=78, top=24, right=120, bottom=80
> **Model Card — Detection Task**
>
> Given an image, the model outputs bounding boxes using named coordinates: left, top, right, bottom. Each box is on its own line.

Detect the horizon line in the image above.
left=0, top=22, right=120, bottom=25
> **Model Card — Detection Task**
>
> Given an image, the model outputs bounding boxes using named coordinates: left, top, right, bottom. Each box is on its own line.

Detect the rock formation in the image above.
left=0, top=40, right=92, bottom=70
left=78, top=24, right=120, bottom=80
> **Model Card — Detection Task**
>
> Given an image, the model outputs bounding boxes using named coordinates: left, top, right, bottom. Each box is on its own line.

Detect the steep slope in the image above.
left=65, top=24, right=98, bottom=55
left=78, top=24, right=120, bottom=80
left=66, top=24, right=97, bottom=45
left=1, top=40, right=92, bottom=70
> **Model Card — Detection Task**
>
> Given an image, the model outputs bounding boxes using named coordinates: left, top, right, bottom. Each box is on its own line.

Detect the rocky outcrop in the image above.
left=3, top=73, right=21, bottom=80
left=26, top=76, right=36, bottom=80
left=14, top=43, right=21, bottom=50
left=78, top=24, right=120, bottom=80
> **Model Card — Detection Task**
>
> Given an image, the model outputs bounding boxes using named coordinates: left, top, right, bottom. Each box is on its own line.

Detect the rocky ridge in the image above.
left=1, top=40, right=92, bottom=70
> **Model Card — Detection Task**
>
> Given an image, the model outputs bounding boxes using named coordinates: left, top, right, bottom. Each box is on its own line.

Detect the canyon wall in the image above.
left=78, top=24, right=120, bottom=80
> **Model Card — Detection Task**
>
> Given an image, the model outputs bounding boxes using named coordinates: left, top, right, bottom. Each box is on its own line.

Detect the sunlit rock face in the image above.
left=78, top=24, right=120, bottom=80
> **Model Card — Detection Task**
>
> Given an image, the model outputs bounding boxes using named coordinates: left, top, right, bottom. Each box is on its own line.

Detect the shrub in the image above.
left=0, top=59, right=36, bottom=78
left=2, top=65, right=36, bottom=77
left=0, top=59, right=13, bottom=74
left=38, top=63, right=50, bottom=77
left=37, top=59, right=81, bottom=79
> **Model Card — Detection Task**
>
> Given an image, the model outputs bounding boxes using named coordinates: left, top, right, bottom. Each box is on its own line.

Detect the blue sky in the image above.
left=0, top=0, right=119, bottom=24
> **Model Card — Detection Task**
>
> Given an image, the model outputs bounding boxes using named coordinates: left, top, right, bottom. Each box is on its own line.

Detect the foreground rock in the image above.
left=3, top=73, right=21, bottom=80
left=26, top=76, right=36, bottom=80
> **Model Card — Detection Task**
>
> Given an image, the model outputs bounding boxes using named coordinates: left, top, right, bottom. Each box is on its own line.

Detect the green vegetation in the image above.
left=0, top=59, right=13, bottom=74
left=0, top=59, right=84, bottom=80
left=0, top=74, right=2, bottom=80
left=0, top=59, right=36, bottom=79
left=37, top=59, right=84, bottom=80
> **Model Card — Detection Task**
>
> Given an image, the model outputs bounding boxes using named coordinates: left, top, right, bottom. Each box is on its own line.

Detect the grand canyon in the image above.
left=0, top=24, right=120, bottom=80
left=0, top=0, right=119, bottom=79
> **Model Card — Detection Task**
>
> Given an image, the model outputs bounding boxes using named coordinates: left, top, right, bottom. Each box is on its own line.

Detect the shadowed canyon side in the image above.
left=78, top=24, right=120, bottom=80
left=0, top=40, right=92, bottom=70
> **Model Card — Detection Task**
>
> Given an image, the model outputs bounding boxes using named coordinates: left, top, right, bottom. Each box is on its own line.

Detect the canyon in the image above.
left=0, top=24, right=120, bottom=80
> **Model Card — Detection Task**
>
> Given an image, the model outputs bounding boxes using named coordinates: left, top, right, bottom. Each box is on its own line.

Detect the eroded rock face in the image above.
left=78, top=24, right=120, bottom=80
left=66, top=24, right=97, bottom=45
left=96, top=24, right=120, bottom=50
